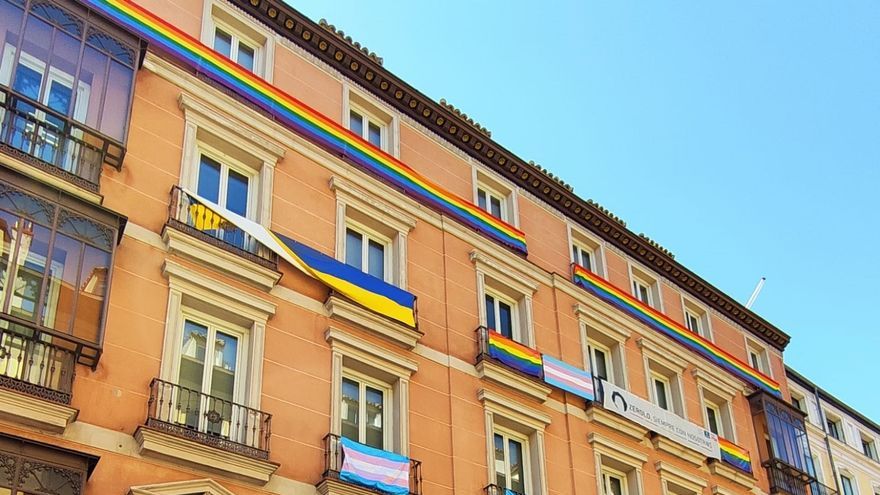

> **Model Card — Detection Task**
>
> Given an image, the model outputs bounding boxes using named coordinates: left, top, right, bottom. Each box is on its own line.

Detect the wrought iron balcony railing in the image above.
left=765, top=458, right=838, bottom=495
left=146, top=378, right=272, bottom=460
left=322, top=433, right=422, bottom=495
left=0, top=85, right=124, bottom=190
left=485, top=484, right=526, bottom=495
left=0, top=319, right=76, bottom=405
left=166, top=186, right=278, bottom=268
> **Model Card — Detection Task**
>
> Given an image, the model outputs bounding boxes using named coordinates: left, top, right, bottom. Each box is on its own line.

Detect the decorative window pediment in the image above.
left=129, top=478, right=236, bottom=495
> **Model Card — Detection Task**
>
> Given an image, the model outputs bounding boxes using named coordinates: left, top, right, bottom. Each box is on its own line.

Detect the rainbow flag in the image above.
left=541, top=355, right=594, bottom=401
left=486, top=330, right=543, bottom=378
left=572, top=266, right=781, bottom=397
left=339, top=437, right=410, bottom=495
left=719, top=438, right=753, bottom=473
left=82, top=0, right=527, bottom=255
left=182, top=189, right=416, bottom=327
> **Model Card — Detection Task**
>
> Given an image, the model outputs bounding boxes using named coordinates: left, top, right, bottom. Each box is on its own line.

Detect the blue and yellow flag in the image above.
left=182, top=189, right=417, bottom=328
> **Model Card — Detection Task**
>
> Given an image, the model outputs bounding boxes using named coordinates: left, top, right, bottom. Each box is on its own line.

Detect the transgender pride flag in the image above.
left=339, top=437, right=410, bottom=495
left=541, top=355, right=595, bottom=401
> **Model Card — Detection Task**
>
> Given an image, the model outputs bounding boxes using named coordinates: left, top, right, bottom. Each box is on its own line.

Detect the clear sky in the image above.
left=287, top=1, right=880, bottom=420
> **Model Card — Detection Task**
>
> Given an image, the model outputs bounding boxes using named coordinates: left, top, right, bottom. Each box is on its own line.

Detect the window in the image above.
left=0, top=434, right=95, bottom=495
left=700, top=387, right=735, bottom=441
left=826, top=414, right=844, bottom=442
left=570, top=227, right=604, bottom=276
left=601, top=468, right=628, bottom=495
left=790, top=392, right=806, bottom=414
left=344, top=224, right=390, bottom=281
left=485, top=291, right=519, bottom=342
left=0, top=0, right=137, bottom=176
left=345, top=87, right=396, bottom=154
left=651, top=373, right=672, bottom=412
left=493, top=428, right=530, bottom=495
left=841, top=474, right=856, bottom=495
left=0, top=182, right=116, bottom=348
left=588, top=341, right=613, bottom=383
left=201, top=0, right=273, bottom=79
left=629, top=265, right=660, bottom=310
left=577, top=305, right=630, bottom=389
left=194, top=151, right=257, bottom=251
left=681, top=298, right=711, bottom=340
left=474, top=169, right=518, bottom=226
left=341, top=371, right=390, bottom=450
left=746, top=339, right=771, bottom=376
left=862, top=434, right=877, bottom=461
left=643, top=351, right=685, bottom=417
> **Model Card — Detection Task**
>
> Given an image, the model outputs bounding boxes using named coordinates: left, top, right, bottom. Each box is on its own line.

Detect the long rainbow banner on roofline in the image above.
left=572, top=265, right=781, bottom=396
left=83, top=0, right=528, bottom=254
left=719, top=438, right=753, bottom=473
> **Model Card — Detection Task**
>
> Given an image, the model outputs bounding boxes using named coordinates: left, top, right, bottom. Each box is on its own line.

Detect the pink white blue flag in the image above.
left=340, top=437, right=410, bottom=495
left=541, top=355, right=595, bottom=401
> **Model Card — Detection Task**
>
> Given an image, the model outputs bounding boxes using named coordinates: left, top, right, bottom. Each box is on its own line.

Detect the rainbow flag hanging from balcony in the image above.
left=572, top=265, right=781, bottom=397
left=339, top=437, right=410, bottom=495
left=181, top=190, right=416, bottom=327
left=719, top=438, right=753, bottom=473
left=487, top=330, right=543, bottom=379
left=83, top=0, right=528, bottom=255
left=541, top=355, right=595, bottom=401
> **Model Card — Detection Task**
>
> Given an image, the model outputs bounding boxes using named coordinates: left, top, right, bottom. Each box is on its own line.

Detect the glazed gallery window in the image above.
left=0, top=436, right=92, bottom=495
left=485, top=291, right=519, bottom=342
left=0, top=183, right=114, bottom=345
left=494, top=428, right=530, bottom=495
left=341, top=371, right=390, bottom=450
left=176, top=315, right=246, bottom=438
left=344, top=223, right=390, bottom=281
left=0, top=0, right=137, bottom=166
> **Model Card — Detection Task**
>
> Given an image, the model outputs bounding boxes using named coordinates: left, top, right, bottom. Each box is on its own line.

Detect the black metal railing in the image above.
left=765, top=459, right=838, bottom=495
left=0, top=321, right=76, bottom=405
left=485, top=484, right=526, bottom=495
left=146, top=378, right=272, bottom=460
left=167, top=186, right=277, bottom=268
left=0, top=85, right=124, bottom=189
left=322, top=433, right=422, bottom=495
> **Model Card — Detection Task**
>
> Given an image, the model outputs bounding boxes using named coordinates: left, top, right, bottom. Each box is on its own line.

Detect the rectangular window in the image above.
left=213, top=25, right=258, bottom=72
left=485, top=292, right=518, bottom=341
left=477, top=187, right=506, bottom=220
left=652, top=373, right=672, bottom=411
left=791, top=395, right=804, bottom=413
left=572, top=242, right=594, bottom=273
left=685, top=309, right=701, bottom=335
left=841, top=475, right=855, bottom=495
left=863, top=437, right=877, bottom=461
left=601, top=469, right=628, bottom=495
left=349, top=108, right=386, bottom=150
left=827, top=417, right=843, bottom=441
left=194, top=152, right=255, bottom=251
left=588, top=342, right=614, bottom=384
left=340, top=372, right=389, bottom=450
left=493, top=429, right=529, bottom=495
left=344, top=225, right=390, bottom=281
left=747, top=340, right=771, bottom=375
left=632, top=278, right=652, bottom=306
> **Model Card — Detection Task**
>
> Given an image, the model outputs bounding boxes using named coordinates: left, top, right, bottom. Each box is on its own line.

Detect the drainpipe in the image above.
left=813, top=383, right=842, bottom=494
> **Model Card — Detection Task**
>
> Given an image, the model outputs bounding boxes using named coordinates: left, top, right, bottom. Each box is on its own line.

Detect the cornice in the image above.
left=228, top=0, right=790, bottom=351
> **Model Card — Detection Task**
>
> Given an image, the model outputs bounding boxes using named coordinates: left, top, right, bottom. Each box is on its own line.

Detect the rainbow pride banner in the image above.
left=182, top=189, right=417, bottom=327
left=83, top=0, right=528, bottom=254
left=719, top=438, right=753, bottom=473
left=572, top=265, right=781, bottom=397
left=487, top=330, right=543, bottom=378
left=542, top=355, right=594, bottom=401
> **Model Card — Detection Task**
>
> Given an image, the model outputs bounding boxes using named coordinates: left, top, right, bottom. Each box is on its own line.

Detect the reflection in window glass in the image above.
left=341, top=377, right=360, bottom=442
left=365, top=385, right=384, bottom=449
left=213, top=28, right=232, bottom=57
left=237, top=43, right=255, bottom=71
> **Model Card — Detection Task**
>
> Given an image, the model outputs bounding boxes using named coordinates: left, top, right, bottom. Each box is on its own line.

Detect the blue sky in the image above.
left=288, top=1, right=880, bottom=419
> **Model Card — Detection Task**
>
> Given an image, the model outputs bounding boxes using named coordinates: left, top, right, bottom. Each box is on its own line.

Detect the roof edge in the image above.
left=786, top=366, right=880, bottom=436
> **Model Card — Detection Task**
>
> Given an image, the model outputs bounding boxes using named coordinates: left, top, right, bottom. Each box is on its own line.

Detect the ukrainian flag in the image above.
left=181, top=189, right=417, bottom=327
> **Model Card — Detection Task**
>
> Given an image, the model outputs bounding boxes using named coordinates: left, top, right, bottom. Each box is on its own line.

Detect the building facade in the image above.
left=0, top=0, right=860, bottom=494
left=786, top=368, right=880, bottom=495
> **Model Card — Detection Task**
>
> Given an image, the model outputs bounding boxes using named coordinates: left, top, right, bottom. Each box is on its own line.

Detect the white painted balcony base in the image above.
left=0, top=388, right=78, bottom=433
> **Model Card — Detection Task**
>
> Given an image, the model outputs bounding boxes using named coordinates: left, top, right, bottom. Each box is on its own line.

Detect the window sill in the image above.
left=135, top=426, right=279, bottom=485
left=163, top=224, right=281, bottom=291
left=0, top=388, right=78, bottom=433
left=317, top=477, right=400, bottom=495
left=584, top=402, right=648, bottom=441
left=0, top=149, right=103, bottom=205
left=707, top=459, right=757, bottom=490
left=475, top=359, right=551, bottom=403
left=325, top=294, right=423, bottom=349
left=651, top=433, right=706, bottom=467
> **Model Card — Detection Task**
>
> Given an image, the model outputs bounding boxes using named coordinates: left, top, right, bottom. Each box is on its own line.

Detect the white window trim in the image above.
left=627, top=262, right=663, bottom=312
left=568, top=225, right=607, bottom=277
left=703, top=399, right=724, bottom=438
left=331, top=176, right=416, bottom=289
left=326, top=327, right=417, bottom=456
left=493, top=425, right=533, bottom=494
left=472, top=251, right=538, bottom=348
left=825, top=411, right=846, bottom=443
left=839, top=470, right=859, bottom=495
left=193, top=143, right=258, bottom=219
left=480, top=389, right=550, bottom=495
left=601, top=466, right=629, bottom=495
left=693, top=373, right=739, bottom=443
left=639, top=339, right=687, bottom=418
left=473, top=167, right=520, bottom=228
left=200, top=0, right=275, bottom=81
left=484, top=289, right=522, bottom=342
left=344, top=219, right=393, bottom=282
left=343, top=82, right=399, bottom=157
left=656, top=461, right=707, bottom=495
left=179, top=93, right=284, bottom=228
left=160, top=260, right=276, bottom=410
left=341, top=367, right=393, bottom=450
left=575, top=303, right=631, bottom=390
left=680, top=295, right=713, bottom=341
left=744, top=336, right=772, bottom=378
left=650, top=372, right=673, bottom=412
left=590, top=432, right=647, bottom=495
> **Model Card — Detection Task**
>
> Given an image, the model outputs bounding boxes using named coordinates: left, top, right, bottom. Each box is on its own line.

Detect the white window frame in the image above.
left=340, top=367, right=393, bottom=450
left=745, top=337, right=772, bottom=377
left=628, top=263, right=662, bottom=311
left=200, top=0, right=275, bottom=80
left=826, top=412, right=845, bottom=442
left=343, top=83, right=399, bottom=156
left=493, top=425, right=533, bottom=494
left=703, top=399, right=724, bottom=438
left=575, top=304, right=631, bottom=390
left=193, top=144, right=258, bottom=220
left=680, top=296, right=713, bottom=341
left=473, top=251, right=537, bottom=348
left=840, top=472, right=858, bottom=495
left=590, top=433, right=646, bottom=495
left=344, top=219, right=393, bottom=282
left=790, top=390, right=807, bottom=414
left=473, top=168, right=519, bottom=227
left=601, top=466, right=629, bottom=495
left=349, top=105, right=389, bottom=150
left=650, top=372, right=674, bottom=412
left=484, top=289, right=522, bottom=343
left=640, top=342, right=687, bottom=418
left=588, top=340, right=615, bottom=384
left=568, top=225, right=606, bottom=277
left=860, top=432, right=878, bottom=461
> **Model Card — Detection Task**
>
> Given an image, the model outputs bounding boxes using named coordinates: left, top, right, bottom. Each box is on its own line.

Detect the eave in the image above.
left=228, top=0, right=790, bottom=351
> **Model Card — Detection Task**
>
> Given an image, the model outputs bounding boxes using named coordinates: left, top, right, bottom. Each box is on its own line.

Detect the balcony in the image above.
left=0, top=316, right=79, bottom=432
left=475, top=326, right=551, bottom=403
left=163, top=186, right=281, bottom=290
left=320, top=433, right=422, bottom=495
left=765, top=459, right=837, bottom=495
left=136, top=378, right=278, bottom=484
left=484, top=484, right=525, bottom=495
left=0, top=85, right=124, bottom=191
